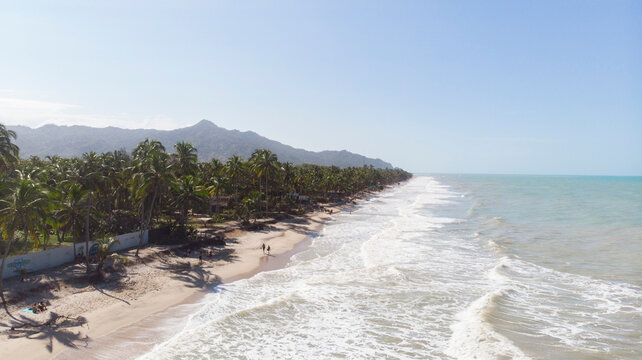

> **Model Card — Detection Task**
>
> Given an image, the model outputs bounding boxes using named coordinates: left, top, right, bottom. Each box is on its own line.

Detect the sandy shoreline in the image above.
left=0, top=202, right=350, bottom=360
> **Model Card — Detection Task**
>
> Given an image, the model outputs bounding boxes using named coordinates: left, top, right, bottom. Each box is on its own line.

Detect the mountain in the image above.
left=8, top=120, right=393, bottom=168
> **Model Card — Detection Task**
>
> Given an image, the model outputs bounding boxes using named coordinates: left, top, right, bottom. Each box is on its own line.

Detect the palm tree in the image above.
left=70, top=152, right=109, bottom=273
left=225, top=155, right=244, bottom=206
left=281, top=161, right=296, bottom=197
left=172, top=142, right=198, bottom=177
left=131, top=139, right=171, bottom=256
left=42, top=184, right=66, bottom=250
left=250, top=149, right=279, bottom=217
left=0, top=178, right=48, bottom=296
left=101, top=150, right=132, bottom=228
left=0, top=124, right=19, bottom=174
left=57, top=183, right=90, bottom=258
left=206, top=167, right=230, bottom=217
left=95, top=237, right=127, bottom=278
left=238, top=191, right=260, bottom=225
left=171, top=175, right=207, bottom=226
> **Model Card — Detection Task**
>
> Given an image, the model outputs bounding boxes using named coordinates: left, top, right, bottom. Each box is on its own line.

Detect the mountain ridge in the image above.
left=8, top=120, right=393, bottom=168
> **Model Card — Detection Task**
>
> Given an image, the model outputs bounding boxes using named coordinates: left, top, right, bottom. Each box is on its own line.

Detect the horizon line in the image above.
left=413, top=172, right=642, bottom=178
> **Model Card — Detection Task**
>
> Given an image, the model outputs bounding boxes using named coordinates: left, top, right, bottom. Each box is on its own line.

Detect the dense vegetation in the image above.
left=0, top=123, right=411, bottom=291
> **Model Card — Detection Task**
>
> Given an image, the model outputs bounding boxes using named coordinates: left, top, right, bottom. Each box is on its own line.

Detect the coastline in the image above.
left=0, top=202, right=352, bottom=360
left=54, top=234, right=320, bottom=360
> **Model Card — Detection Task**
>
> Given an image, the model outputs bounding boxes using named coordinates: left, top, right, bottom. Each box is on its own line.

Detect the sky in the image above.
left=0, top=1, right=640, bottom=175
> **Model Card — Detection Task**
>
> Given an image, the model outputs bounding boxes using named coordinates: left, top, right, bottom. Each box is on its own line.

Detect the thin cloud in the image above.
left=0, top=97, right=179, bottom=130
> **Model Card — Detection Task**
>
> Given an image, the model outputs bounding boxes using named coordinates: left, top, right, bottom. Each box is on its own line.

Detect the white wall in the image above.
left=1, top=230, right=148, bottom=280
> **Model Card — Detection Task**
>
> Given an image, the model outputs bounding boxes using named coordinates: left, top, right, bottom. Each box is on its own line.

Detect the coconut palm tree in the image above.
left=225, top=155, right=244, bottom=206
left=68, top=152, right=109, bottom=273
left=56, top=183, right=90, bottom=257
left=172, top=142, right=198, bottom=177
left=206, top=168, right=230, bottom=216
left=100, top=150, right=133, bottom=229
left=0, top=178, right=48, bottom=296
left=171, top=175, right=207, bottom=226
left=131, top=140, right=171, bottom=256
left=238, top=190, right=260, bottom=225
left=250, top=149, right=279, bottom=217
left=0, top=124, right=19, bottom=175
left=95, top=237, right=127, bottom=278
left=42, top=183, right=67, bottom=250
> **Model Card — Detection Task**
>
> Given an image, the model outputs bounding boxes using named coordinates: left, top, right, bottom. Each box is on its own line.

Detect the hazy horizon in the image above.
left=1, top=1, right=640, bottom=175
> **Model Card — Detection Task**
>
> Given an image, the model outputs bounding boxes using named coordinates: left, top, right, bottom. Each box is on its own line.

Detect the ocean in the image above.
left=139, top=175, right=642, bottom=359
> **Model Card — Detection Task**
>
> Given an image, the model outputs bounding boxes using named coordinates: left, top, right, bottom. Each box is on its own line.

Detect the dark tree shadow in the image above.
left=211, top=248, right=238, bottom=263
left=286, top=223, right=317, bottom=236
left=220, top=236, right=238, bottom=245
left=169, top=264, right=222, bottom=289
left=1, top=312, right=89, bottom=353
left=155, top=258, right=207, bottom=288
left=170, top=267, right=220, bottom=289
left=2, top=274, right=64, bottom=308
left=154, top=254, right=227, bottom=289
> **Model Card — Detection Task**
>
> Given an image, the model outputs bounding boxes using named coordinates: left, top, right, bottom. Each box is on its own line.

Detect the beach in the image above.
left=2, top=175, right=640, bottom=359
left=135, top=176, right=640, bottom=360
left=0, top=1, right=636, bottom=358
left=0, top=204, right=346, bottom=360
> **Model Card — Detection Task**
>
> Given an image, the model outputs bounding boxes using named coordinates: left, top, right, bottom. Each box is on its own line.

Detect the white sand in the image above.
left=0, top=208, right=342, bottom=360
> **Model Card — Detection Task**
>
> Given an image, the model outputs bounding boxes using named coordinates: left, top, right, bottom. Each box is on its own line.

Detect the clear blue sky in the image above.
left=0, top=1, right=640, bottom=175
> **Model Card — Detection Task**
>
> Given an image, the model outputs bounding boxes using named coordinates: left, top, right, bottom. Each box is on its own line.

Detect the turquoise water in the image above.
left=137, top=175, right=641, bottom=359
left=440, top=174, right=642, bottom=358
left=442, top=174, right=642, bottom=284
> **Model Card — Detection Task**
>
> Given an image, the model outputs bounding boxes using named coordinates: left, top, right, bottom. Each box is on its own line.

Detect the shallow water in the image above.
left=139, top=175, right=642, bottom=359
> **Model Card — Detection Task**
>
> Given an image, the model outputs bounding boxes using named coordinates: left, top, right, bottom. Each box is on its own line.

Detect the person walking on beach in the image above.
left=266, top=245, right=271, bottom=255
left=261, top=243, right=266, bottom=254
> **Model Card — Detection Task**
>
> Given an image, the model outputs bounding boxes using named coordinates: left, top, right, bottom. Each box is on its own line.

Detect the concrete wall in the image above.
left=1, top=230, right=148, bottom=280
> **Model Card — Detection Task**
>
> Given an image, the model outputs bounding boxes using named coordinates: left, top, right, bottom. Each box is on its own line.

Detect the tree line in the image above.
left=0, top=123, right=411, bottom=290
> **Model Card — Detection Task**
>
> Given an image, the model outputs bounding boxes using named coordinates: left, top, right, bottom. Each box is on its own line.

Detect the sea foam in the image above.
left=139, top=175, right=642, bottom=360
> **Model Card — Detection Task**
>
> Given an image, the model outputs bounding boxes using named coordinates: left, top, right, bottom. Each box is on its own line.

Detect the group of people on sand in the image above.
left=30, top=301, right=47, bottom=313
left=261, top=243, right=271, bottom=255
left=324, top=208, right=334, bottom=214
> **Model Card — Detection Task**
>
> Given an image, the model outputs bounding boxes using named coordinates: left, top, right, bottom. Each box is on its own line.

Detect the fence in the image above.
left=1, top=230, right=148, bottom=280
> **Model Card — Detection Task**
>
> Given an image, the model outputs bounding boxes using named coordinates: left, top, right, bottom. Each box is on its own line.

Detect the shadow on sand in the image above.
left=1, top=311, right=89, bottom=353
